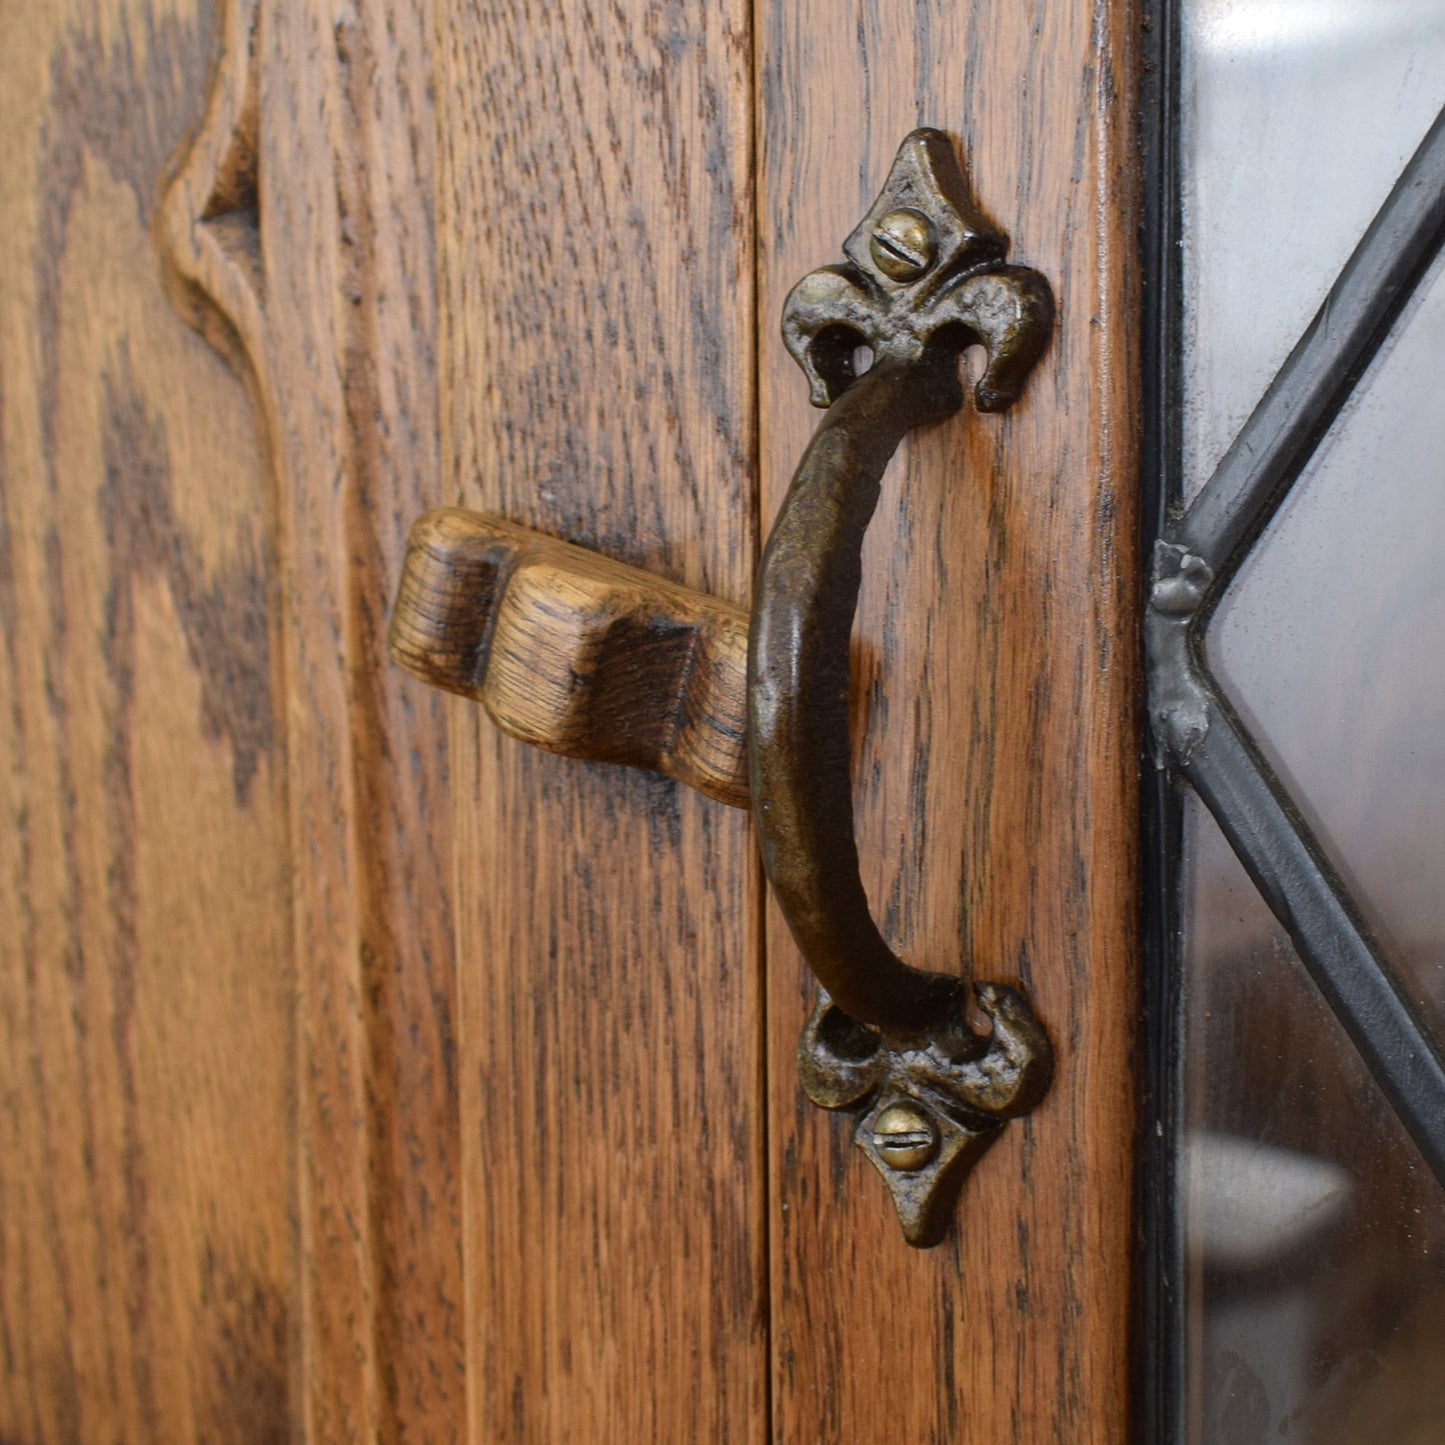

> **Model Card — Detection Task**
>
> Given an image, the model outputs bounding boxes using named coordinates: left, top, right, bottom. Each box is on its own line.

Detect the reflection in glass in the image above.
left=1182, top=800, right=1445, bottom=1444
left=1180, top=0, right=1445, bottom=496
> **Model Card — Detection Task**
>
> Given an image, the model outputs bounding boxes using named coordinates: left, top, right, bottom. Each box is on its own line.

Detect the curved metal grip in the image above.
left=751, top=358, right=966, bottom=1035
left=749, top=130, right=1056, bottom=1245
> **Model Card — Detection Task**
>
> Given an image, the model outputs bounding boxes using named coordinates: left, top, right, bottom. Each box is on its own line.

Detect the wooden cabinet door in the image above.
left=1, top=0, right=1141, bottom=1440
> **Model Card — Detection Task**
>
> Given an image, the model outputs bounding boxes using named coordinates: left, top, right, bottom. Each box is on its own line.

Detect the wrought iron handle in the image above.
left=389, top=131, right=1055, bottom=1247
left=750, top=130, right=1055, bottom=1244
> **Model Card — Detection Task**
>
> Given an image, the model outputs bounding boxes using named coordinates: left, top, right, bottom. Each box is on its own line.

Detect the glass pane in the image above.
left=1210, top=250, right=1445, bottom=1043
left=1180, top=0, right=1445, bottom=497
left=1174, top=7, right=1445, bottom=1439
left=1181, top=798, right=1445, bottom=1444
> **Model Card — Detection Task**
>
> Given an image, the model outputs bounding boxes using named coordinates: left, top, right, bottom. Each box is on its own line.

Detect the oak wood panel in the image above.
left=3, top=1, right=1145, bottom=1438
left=159, top=0, right=466, bottom=1436
left=254, top=2, right=462, bottom=1431
left=156, top=0, right=468, bottom=1433
left=436, top=2, right=768, bottom=1438
left=0, top=0, right=292, bottom=1438
left=757, top=6, right=1141, bottom=1442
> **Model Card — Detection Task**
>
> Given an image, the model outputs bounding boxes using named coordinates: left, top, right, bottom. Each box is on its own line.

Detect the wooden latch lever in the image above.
left=389, top=508, right=750, bottom=808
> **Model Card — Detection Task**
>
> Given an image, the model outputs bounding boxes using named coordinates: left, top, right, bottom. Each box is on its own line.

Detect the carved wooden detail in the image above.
left=152, top=0, right=466, bottom=1437
left=157, top=0, right=267, bottom=389
left=1, top=0, right=293, bottom=1434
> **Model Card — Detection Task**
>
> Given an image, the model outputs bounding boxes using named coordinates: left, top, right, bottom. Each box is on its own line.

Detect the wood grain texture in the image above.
left=756, top=5, right=1142, bottom=1442
left=390, top=507, right=750, bottom=807
left=0, top=0, right=291, bottom=1437
left=162, top=0, right=464, bottom=1438
left=5, top=0, right=1145, bottom=1436
left=436, top=1, right=768, bottom=1439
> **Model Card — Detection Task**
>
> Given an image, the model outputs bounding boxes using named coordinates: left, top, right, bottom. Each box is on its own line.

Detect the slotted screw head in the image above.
left=871, top=1101, right=939, bottom=1171
left=870, top=209, right=936, bottom=281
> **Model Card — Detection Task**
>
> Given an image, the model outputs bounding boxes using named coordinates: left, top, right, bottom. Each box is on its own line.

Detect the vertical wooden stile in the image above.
left=756, top=4, right=1142, bottom=1440
left=436, top=2, right=769, bottom=1439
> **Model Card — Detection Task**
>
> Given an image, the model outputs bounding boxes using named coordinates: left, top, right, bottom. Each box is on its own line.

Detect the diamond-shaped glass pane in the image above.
left=1181, top=0, right=1445, bottom=498
left=1210, top=249, right=1445, bottom=1046
left=1181, top=798, right=1445, bottom=1444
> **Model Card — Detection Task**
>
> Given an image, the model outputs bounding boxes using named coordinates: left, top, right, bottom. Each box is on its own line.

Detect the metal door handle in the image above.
left=751, top=131, right=1054, bottom=1244
left=389, top=131, right=1055, bottom=1246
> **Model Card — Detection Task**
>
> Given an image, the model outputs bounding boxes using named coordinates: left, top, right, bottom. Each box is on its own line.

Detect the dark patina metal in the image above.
left=749, top=129, right=1056, bottom=1246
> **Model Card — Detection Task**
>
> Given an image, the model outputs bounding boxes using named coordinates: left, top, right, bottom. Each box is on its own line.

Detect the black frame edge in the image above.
left=1135, top=0, right=1185, bottom=1437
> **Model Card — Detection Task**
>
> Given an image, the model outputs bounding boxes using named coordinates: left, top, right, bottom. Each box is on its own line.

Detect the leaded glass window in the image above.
left=1143, top=2, right=1445, bottom=1437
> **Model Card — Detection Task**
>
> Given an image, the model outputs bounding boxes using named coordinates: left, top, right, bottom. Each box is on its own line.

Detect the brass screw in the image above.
left=872, top=1101, right=938, bottom=1171
left=870, top=209, right=935, bottom=281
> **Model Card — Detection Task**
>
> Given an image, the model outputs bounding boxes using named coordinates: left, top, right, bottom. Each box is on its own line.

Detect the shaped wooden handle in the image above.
left=388, top=508, right=750, bottom=808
